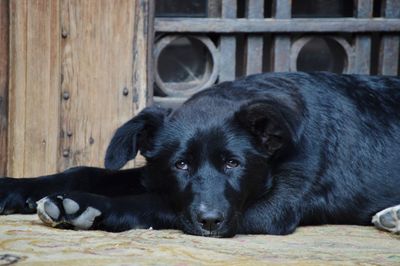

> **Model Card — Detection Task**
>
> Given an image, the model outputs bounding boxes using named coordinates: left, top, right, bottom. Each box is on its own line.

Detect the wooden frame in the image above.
left=154, top=0, right=400, bottom=107
left=379, top=0, right=400, bottom=75
left=290, top=36, right=355, bottom=73
left=153, top=0, right=400, bottom=107
left=154, top=35, right=219, bottom=97
left=0, top=1, right=9, bottom=176
left=155, top=18, right=400, bottom=33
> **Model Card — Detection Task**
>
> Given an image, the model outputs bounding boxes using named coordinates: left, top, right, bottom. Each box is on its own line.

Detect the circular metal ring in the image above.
left=154, top=35, right=219, bottom=97
left=291, top=36, right=354, bottom=74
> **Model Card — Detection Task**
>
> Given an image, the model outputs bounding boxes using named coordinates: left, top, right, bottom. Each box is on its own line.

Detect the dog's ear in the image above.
left=104, top=106, right=170, bottom=170
left=235, top=100, right=302, bottom=156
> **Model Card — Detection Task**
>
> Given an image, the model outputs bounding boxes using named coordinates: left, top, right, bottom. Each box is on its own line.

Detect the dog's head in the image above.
left=104, top=99, right=301, bottom=237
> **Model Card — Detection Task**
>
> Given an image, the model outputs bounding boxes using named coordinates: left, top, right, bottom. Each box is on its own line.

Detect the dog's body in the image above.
left=1, top=72, right=400, bottom=237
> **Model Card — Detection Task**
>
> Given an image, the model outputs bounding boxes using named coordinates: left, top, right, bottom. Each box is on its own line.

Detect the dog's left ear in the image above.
left=104, top=106, right=170, bottom=170
left=235, top=100, right=302, bottom=156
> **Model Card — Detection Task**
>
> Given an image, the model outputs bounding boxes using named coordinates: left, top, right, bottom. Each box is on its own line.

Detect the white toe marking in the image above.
left=44, top=200, right=60, bottom=220
left=72, top=207, right=101, bottom=230
left=63, top=198, right=80, bottom=215
left=36, top=197, right=58, bottom=226
left=56, top=195, right=63, bottom=200
left=372, top=205, right=400, bottom=233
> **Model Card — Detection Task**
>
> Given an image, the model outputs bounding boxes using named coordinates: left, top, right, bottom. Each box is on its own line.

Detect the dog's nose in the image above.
left=197, top=210, right=224, bottom=231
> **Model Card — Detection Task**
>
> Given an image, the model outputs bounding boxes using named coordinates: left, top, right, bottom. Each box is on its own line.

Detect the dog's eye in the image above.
left=175, top=160, right=189, bottom=170
left=225, top=159, right=240, bottom=169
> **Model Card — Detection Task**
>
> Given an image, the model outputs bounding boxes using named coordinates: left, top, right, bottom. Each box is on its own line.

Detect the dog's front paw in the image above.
left=0, top=177, right=38, bottom=215
left=36, top=193, right=104, bottom=230
left=372, top=205, right=400, bottom=233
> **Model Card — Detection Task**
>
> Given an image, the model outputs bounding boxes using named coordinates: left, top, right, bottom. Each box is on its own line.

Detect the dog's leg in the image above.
left=372, top=205, right=400, bottom=233
left=0, top=166, right=146, bottom=215
left=36, top=192, right=176, bottom=231
left=238, top=199, right=301, bottom=235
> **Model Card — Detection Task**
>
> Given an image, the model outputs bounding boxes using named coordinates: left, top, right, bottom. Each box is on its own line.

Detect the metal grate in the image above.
left=153, top=0, right=400, bottom=108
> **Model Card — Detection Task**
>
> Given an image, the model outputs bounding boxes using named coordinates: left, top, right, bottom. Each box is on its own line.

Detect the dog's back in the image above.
left=288, top=72, right=400, bottom=225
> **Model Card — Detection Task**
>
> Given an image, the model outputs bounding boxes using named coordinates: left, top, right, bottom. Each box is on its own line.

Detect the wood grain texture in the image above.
left=272, top=0, right=291, bottom=72
left=379, top=0, right=400, bottom=75
left=133, top=0, right=154, bottom=108
left=8, top=0, right=61, bottom=177
left=8, top=0, right=26, bottom=177
left=59, top=0, right=150, bottom=171
left=244, top=0, right=264, bottom=75
left=154, top=96, right=185, bottom=110
left=354, top=0, right=373, bottom=74
left=0, top=0, right=9, bottom=176
left=155, top=18, right=400, bottom=33
left=7, top=0, right=152, bottom=176
left=132, top=0, right=154, bottom=167
left=219, top=0, right=237, bottom=82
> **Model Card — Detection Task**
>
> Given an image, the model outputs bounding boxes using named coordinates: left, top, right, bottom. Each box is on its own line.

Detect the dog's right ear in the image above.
left=104, top=106, right=170, bottom=170
left=235, top=100, right=303, bottom=157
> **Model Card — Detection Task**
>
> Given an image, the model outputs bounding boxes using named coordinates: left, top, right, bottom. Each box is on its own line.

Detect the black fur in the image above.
left=1, top=72, right=399, bottom=237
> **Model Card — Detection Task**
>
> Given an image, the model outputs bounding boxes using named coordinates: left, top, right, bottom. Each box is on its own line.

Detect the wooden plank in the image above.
left=219, top=37, right=236, bottom=81
left=379, top=0, right=400, bottom=75
left=0, top=0, right=9, bottom=176
left=25, top=0, right=61, bottom=176
left=219, top=0, right=237, bottom=82
left=59, top=0, right=149, bottom=171
left=383, top=0, right=400, bottom=18
left=133, top=0, right=155, bottom=108
left=208, top=0, right=221, bottom=18
left=8, top=0, right=61, bottom=177
left=354, top=0, right=373, bottom=74
left=356, top=0, right=374, bottom=17
left=222, top=0, right=236, bottom=18
left=155, top=18, right=400, bottom=33
left=8, top=0, right=26, bottom=177
left=132, top=0, right=155, bottom=167
left=244, top=0, right=264, bottom=75
left=154, top=96, right=185, bottom=110
left=273, top=0, right=291, bottom=18
left=354, top=35, right=372, bottom=74
left=272, top=0, right=291, bottom=72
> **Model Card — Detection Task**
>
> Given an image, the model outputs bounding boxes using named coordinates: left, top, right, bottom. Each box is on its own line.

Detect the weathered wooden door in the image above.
left=0, top=0, right=154, bottom=177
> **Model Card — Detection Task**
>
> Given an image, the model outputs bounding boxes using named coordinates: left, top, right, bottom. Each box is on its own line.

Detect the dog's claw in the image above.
left=26, top=198, right=37, bottom=210
left=0, top=202, right=5, bottom=214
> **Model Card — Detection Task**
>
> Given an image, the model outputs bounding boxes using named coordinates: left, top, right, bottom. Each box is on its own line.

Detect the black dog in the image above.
left=1, top=72, right=400, bottom=237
